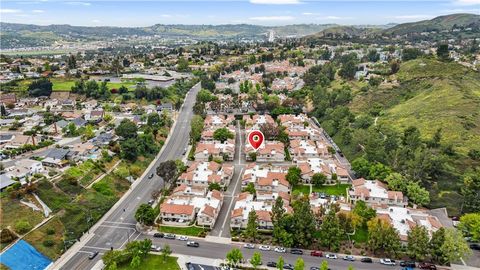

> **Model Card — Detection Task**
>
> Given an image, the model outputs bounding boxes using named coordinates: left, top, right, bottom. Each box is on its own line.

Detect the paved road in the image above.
left=140, top=235, right=401, bottom=270
left=58, top=83, right=201, bottom=270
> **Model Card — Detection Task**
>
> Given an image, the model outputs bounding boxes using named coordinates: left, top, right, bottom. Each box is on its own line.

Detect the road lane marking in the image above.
left=83, top=246, right=111, bottom=251
left=219, top=167, right=244, bottom=236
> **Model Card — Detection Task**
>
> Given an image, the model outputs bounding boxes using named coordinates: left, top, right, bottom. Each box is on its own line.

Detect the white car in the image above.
left=244, top=243, right=255, bottom=249
left=325, top=254, right=337, bottom=259
left=380, top=258, right=396, bottom=266
left=178, top=235, right=189, bottom=241
left=274, top=247, right=286, bottom=253
left=259, top=245, right=271, bottom=251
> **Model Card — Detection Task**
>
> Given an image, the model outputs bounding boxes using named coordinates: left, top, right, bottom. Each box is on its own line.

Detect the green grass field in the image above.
left=158, top=225, right=207, bottom=237
left=117, top=255, right=180, bottom=270
left=292, top=184, right=351, bottom=196
left=0, top=196, right=45, bottom=232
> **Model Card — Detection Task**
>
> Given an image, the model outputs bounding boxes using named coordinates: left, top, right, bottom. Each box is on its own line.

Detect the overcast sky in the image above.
left=0, top=0, right=479, bottom=27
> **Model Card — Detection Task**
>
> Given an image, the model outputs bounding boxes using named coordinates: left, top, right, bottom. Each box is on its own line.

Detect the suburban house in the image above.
left=297, top=158, right=350, bottom=184
left=204, top=115, right=236, bottom=129
left=278, top=114, right=309, bottom=129
left=159, top=185, right=224, bottom=228
left=374, top=205, right=444, bottom=242
left=242, top=163, right=290, bottom=192
left=348, top=178, right=408, bottom=207
left=243, top=114, right=275, bottom=131
left=1, top=135, right=34, bottom=150
left=4, top=159, right=44, bottom=183
left=245, top=141, right=285, bottom=162
left=194, top=140, right=235, bottom=161
left=177, top=161, right=234, bottom=188
left=289, top=139, right=329, bottom=159
left=0, top=174, right=16, bottom=191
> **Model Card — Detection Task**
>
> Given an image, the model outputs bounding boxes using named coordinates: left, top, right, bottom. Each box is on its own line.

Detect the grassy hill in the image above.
left=384, top=13, right=480, bottom=35
left=379, top=59, right=480, bottom=156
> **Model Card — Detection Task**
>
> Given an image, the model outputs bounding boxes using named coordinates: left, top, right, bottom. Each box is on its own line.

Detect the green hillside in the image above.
left=379, top=59, right=480, bottom=155
left=384, top=13, right=480, bottom=35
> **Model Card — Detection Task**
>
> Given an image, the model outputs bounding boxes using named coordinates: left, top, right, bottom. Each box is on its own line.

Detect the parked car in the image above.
left=186, top=241, right=199, bottom=247
left=267, top=262, right=277, bottom=267
left=88, top=251, right=99, bottom=260
left=400, top=261, right=416, bottom=268
left=310, top=250, right=323, bottom=257
left=325, top=254, right=337, bottom=259
left=183, top=147, right=188, bottom=155
left=153, top=232, right=164, bottom=238
left=274, top=247, right=286, bottom=253
left=360, top=257, right=373, bottom=263
left=290, top=248, right=303, bottom=255
left=164, top=233, right=176, bottom=239
left=147, top=199, right=154, bottom=205
left=150, top=245, right=161, bottom=252
left=244, top=243, right=255, bottom=249
left=343, top=255, right=355, bottom=261
left=418, top=262, right=437, bottom=269
left=148, top=173, right=154, bottom=179
left=259, top=245, right=271, bottom=251
left=380, top=258, right=396, bottom=266
left=470, top=243, right=480, bottom=250
left=178, top=235, right=189, bottom=241
left=283, top=263, right=294, bottom=270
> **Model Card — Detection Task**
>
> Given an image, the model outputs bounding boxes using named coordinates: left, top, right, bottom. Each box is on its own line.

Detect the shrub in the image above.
left=43, top=239, right=55, bottom=247
left=46, top=228, right=55, bottom=235
left=15, top=220, right=32, bottom=234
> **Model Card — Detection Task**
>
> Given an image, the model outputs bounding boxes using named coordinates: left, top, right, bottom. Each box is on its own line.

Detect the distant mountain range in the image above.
left=0, top=13, right=478, bottom=49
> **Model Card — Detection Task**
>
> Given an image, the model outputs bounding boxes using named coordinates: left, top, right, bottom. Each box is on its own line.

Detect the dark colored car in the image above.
left=88, top=251, right=99, bottom=260
left=361, top=257, right=373, bottom=263
left=400, top=261, right=416, bottom=268
left=470, top=243, right=480, bottom=250
left=418, top=262, right=437, bottom=270
left=153, top=232, right=164, bottom=238
left=310, top=250, right=323, bottom=257
left=187, top=241, right=199, bottom=247
left=164, top=233, right=176, bottom=239
left=290, top=248, right=303, bottom=255
left=267, top=262, right=277, bottom=267
left=148, top=173, right=154, bottom=179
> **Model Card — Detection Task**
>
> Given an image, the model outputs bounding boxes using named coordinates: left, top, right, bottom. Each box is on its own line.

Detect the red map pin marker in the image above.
left=248, top=130, right=264, bottom=151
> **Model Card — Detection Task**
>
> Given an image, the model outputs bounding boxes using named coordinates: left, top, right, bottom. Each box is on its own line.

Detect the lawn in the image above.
left=15, top=78, right=137, bottom=92
left=293, top=184, right=351, bottom=196
left=117, top=255, right=180, bottom=270
left=158, top=225, right=208, bottom=237
left=0, top=196, right=45, bottom=232
left=351, top=225, right=368, bottom=243
left=24, top=216, right=65, bottom=260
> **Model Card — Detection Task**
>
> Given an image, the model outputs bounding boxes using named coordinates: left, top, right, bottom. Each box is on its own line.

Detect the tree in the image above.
left=339, top=60, right=357, bottom=80
left=83, top=125, right=95, bottom=140
left=162, top=244, right=172, bottom=260
left=250, top=252, right=262, bottom=269
left=385, top=173, right=407, bottom=193
left=244, top=182, right=256, bottom=195
left=246, top=209, right=259, bottom=241
left=402, top=48, right=423, bottom=61
left=353, top=201, right=376, bottom=225
left=286, top=166, right=302, bottom=186
left=156, top=160, right=178, bottom=184
left=294, top=257, right=304, bottom=270
left=367, top=50, right=380, bottom=62
left=226, top=248, right=243, bottom=266
left=147, top=113, right=161, bottom=127
left=291, top=197, right=316, bottom=247
left=135, top=204, right=155, bottom=225
left=213, top=127, right=234, bottom=142
left=351, top=157, right=371, bottom=178
left=407, top=225, right=430, bottom=260
left=439, top=228, right=472, bottom=264
left=461, top=168, right=480, bottom=213
left=367, top=217, right=401, bottom=256
left=120, top=139, right=138, bottom=161
left=259, top=122, right=281, bottom=140
left=437, top=44, right=450, bottom=61
left=406, top=182, right=430, bottom=206
left=458, top=213, right=480, bottom=242
left=277, top=256, right=284, bottom=270
left=190, top=115, right=204, bottom=143
left=130, top=255, right=141, bottom=268
left=115, top=119, right=138, bottom=139
left=28, top=78, right=53, bottom=97
left=390, top=60, right=400, bottom=74
left=430, top=227, right=446, bottom=263
left=312, top=173, right=327, bottom=187
left=319, top=207, right=343, bottom=251
left=320, top=261, right=329, bottom=270
left=177, top=57, right=189, bottom=71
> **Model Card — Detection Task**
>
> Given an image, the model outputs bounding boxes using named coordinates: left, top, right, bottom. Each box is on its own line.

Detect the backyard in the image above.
left=292, top=184, right=351, bottom=196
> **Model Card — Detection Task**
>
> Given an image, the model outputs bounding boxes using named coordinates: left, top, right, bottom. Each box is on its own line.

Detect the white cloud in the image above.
left=249, top=15, right=295, bottom=21
left=250, top=0, right=302, bottom=4
left=32, top=9, right=45, bottom=13
left=452, top=0, right=480, bottom=5
left=65, top=2, right=91, bottom=6
left=92, top=19, right=101, bottom=23
left=388, top=14, right=433, bottom=20
left=0, top=9, right=22, bottom=14
left=316, top=15, right=353, bottom=20
left=160, top=14, right=172, bottom=18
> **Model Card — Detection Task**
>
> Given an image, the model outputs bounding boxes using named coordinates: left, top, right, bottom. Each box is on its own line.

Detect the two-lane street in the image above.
left=58, top=83, right=201, bottom=270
